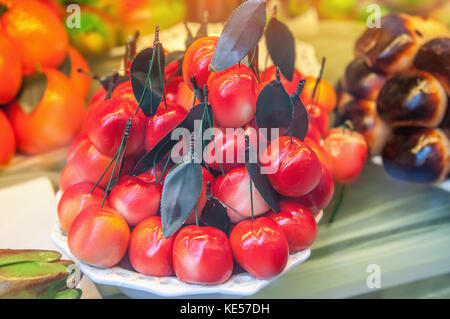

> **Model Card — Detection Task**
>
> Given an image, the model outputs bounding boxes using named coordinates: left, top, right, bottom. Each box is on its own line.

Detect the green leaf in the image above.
left=0, top=249, right=61, bottom=267
left=54, top=288, right=82, bottom=299
left=161, top=162, right=203, bottom=237
left=16, top=73, right=47, bottom=114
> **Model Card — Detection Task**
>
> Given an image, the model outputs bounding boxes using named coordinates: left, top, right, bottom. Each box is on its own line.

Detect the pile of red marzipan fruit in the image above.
left=57, top=33, right=368, bottom=284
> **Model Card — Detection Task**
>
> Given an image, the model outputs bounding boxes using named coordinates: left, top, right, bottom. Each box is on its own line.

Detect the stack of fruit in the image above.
left=337, top=13, right=450, bottom=184
left=57, top=1, right=366, bottom=285
left=0, top=0, right=91, bottom=165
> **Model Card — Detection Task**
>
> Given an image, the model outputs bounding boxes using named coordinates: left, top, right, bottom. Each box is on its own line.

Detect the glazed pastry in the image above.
left=339, top=99, right=391, bottom=155
left=382, top=127, right=450, bottom=183
left=377, top=71, right=447, bottom=128
left=343, top=57, right=387, bottom=101
left=355, top=14, right=449, bottom=74
left=414, top=37, right=450, bottom=95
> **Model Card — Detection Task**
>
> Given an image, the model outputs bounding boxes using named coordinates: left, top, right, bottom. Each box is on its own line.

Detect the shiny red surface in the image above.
left=182, top=36, right=218, bottom=91
left=260, top=65, right=303, bottom=95
left=292, top=163, right=334, bottom=214
left=207, top=64, right=257, bottom=128
left=129, top=216, right=175, bottom=277
left=230, top=217, right=289, bottom=279
left=184, top=167, right=214, bottom=225
left=267, top=200, right=317, bottom=253
left=68, top=205, right=130, bottom=268
left=213, top=167, right=270, bottom=223
left=307, top=103, right=329, bottom=136
left=57, top=182, right=107, bottom=233
left=109, top=174, right=162, bottom=226
left=144, top=102, right=187, bottom=151
left=203, top=126, right=260, bottom=173
left=172, top=225, right=233, bottom=284
left=261, top=136, right=322, bottom=197
left=84, top=96, right=146, bottom=156
left=323, top=128, right=368, bottom=184
left=68, top=134, right=116, bottom=188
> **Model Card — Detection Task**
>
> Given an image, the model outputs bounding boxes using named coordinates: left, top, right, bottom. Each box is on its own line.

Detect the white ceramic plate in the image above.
left=51, top=191, right=322, bottom=298
left=371, top=156, right=450, bottom=193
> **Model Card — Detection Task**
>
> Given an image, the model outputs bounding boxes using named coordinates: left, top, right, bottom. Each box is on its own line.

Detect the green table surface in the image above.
left=1, top=20, right=449, bottom=299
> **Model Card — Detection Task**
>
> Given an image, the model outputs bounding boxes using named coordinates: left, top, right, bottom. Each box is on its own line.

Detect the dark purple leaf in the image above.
left=255, top=73, right=293, bottom=141
left=161, top=162, right=203, bottom=237
left=245, top=137, right=280, bottom=212
left=265, top=17, right=295, bottom=81
left=200, top=197, right=231, bottom=236
left=130, top=44, right=165, bottom=117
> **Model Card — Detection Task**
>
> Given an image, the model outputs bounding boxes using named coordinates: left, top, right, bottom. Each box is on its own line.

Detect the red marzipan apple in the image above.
left=109, top=174, right=162, bottom=226
left=230, top=217, right=289, bottom=279
left=84, top=95, right=146, bottom=156
left=266, top=200, right=317, bottom=253
left=182, top=36, right=218, bottom=91
left=68, top=205, right=130, bottom=268
left=172, top=225, right=233, bottom=284
left=213, top=166, right=270, bottom=223
left=292, top=163, right=334, bottom=215
left=144, top=102, right=187, bottom=151
left=323, top=128, right=368, bottom=184
left=129, top=216, right=176, bottom=277
left=207, top=64, right=257, bottom=128
left=57, top=182, right=107, bottom=232
left=261, top=136, right=322, bottom=197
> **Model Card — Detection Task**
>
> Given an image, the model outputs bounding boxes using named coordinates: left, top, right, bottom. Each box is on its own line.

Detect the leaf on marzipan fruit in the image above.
left=161, top=162, right=203, bottom=237
left=209, top=0, right=267, bottom=72
left=16, top=73, right=47, bottom=114
left=265, top=16, right=295, bottom=81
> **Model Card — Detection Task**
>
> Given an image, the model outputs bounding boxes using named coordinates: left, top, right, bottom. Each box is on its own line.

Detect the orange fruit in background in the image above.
left=6, top=68, right=86, bottom=155
left=0, top=0, right=68, bottom=75
left=300, top=76, right=337, bottom=113
left=0, top=33, right=22, bottom=104
left=0, top=109, right=15, bottom=165
left=67, top=46, right=92, bottom=98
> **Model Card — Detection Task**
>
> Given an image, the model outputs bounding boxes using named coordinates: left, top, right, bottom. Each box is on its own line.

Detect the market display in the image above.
left=54, top=1, right=368, bottom=287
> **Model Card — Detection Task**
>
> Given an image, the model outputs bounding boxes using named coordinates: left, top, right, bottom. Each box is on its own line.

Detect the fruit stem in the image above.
left=195, top=205, right=199, bottom=226
left=341, top=120, right=354, bottom=135
left=191, top=76, right=204, bottom=102
left=106, top=72, right=120, bottom=100
left=245, top=135, right=255, bottom=222
left=328, top=183, right=345, bottom=224
left=275, top=67, right=282, bottom=84
left=272, top=4, right=278, bottom=18
left=157, top=155, right=172, bottom=184
left=90, top=151, right=119, bottom=194
left=124, top=30, right=140, bottom=74
left=203, top=88, right=225, bottom=176
left=311, top=57, right=326, bottom=106
left=100, top=118, right=132, bottom=208
left=294, top=78, right=306, bottom=99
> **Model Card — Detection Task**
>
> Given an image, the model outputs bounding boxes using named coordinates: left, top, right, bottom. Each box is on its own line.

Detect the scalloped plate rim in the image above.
left=51, top=191, right=321, bottom=297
